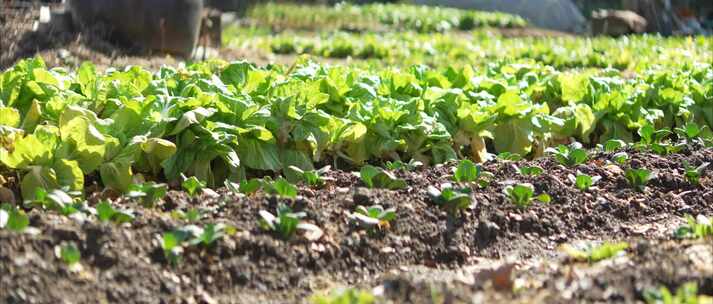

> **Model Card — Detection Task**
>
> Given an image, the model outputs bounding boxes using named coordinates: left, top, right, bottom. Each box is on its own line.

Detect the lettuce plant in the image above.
left=625, top=168, right=655, bottom=192
left=259, top=204, right=306, bottom=240
left=0, top=203, right=29, bottom=232
left=546, top=143, right=588, bottom=167
left=349, top=205, right=396, bottom=233
left=674, top=215, right=713, bottom=239
left=359, top=165, right=407, bottom=190
left=683, top=162, right=709, bottom=186
left=568, top=173, right=601, bottom=191
left=504, top=183, right=550, bottom=208
left=518, top=165, right=544, bottom=177
left=96, top=201, right=134, bottom=224
left=427, top=185, right=472, bottom=215
left=126, top=182, right=167, bottom=208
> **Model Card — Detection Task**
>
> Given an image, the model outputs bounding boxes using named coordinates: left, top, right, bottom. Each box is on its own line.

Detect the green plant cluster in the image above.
left=248, top=3, right=526, bottom=33
left=1, top=57, right=712, bottom=200
left=227, top=30, right=712, bottom=71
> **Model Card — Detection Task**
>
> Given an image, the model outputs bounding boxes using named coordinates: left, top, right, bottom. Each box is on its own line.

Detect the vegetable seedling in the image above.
left=560, top=241, right=629, bottom=263
left=238, top=178, right=263, bottom=195
left=96, top=201, right=134, bottom=224
left=161, top=223, right=236, bottom=265
left=674, top=215, right=713, bottom=239
left=675, top=122, right=707, bottom=141
left=683, top=161, right=709, bottom=186
left=181, top=175, right=206, bottom=197
left=427, top=185, right=472, bottom=215
left=171, top=208, right=202, bottom=222
left=55, top=242, right=81, bottom=270
left=496, top=152, right=523, bottom=161
left=310, top=288, right=376, bottom=304
left=1, top=203, right=29, bottom=232
left=349, top=205, right=396, bottom=233
left=127, top=182, right=167, bottom=208
left=546, top=143, right=588, bottom=167
left=518, top=165, right=544, bottom=177
left=643, top=282, right=710, bottom=304
left=568, top=173, right=601, bottom=191
left=612, top=152, right=629, bottom=165
left=384, top=159, right=423, bottom=172
left=259, top=204, right=306, bottom=240
left=26, top=188, right=82, bottom=216
left=503, top=183, right=550, bottom=209
left=288, top=165, right=332, bottom=187
left=264, top=177, right=298, bottom=199
left=359, top=165, right=407, bottom=190
left=625, top=168, right=655, bottom=192
left=603, top=139, right=626, bottom=152
left=452, top=159, right=493, bottom=187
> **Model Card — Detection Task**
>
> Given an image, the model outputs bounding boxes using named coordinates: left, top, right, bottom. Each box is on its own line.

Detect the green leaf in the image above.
left=127, top=182, right=167, bottom=208
left=0, top=107, right=20, bottom=127
left=505, top=183, right=535, bottom=208
left=56, top=243, right=81, bottom=265
left=54, top=159, right=84, bottom=192
left=181, top=176, right=206, bottom=197
left=268, top=177, right=298, bottom=199
left=359, top=165, right=407, bottom=190
left=96, top=201, right=114, bottom=222
left=453, top=159, right=479, bottom=183
left=624, top=168, right=655, bottom=192
left=518, top=166, right=544, bottom=176
left=239, top=179, right=263, bottom=194
left=6, top=207, right=29, bottom=232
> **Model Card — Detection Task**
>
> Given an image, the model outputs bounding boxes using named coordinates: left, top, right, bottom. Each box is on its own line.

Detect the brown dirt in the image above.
left=2, top=146, right=713, bottom=303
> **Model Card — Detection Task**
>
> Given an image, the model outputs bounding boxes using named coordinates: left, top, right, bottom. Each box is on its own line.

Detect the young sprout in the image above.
left=96, top=201, right=134, bottom=224
left=568, top=172, right=601, bottom=191
left=181, top=175, right=206, bottom=197
left=643, top=282, right=710, bottom=304
left=264, top=177, right=299, bottom=199
left=497, top=152, right=523, bottom=161
left=359, top=165, right=407, bottom=190
left=674, top=122, right=707, bottom=141
left=518, top=165, right=544, bottom=177
left=27, top=188, right=82, bottom=216
left=384, top=159, right=423, bottom=172
left=171, top=208, right=202, bottom=222
left=546, top=143, right=588, bottom=167
left=259, top=204, right=306, bottom=240
left=560, top=241, right=629, bottom=263
left=161, top=223, right=236, bottom=266
left=612, top=152, right=629, bottom=165
left=127, top=182, right=168, bottom=208
left=427, top=185, right=472, bottom=215
left=55, top=242, right=81, bottom=271
left=674, top=215, right=713, bottom=239
left=603, top=139, right=626, bottom=152
left=0, top=203, right=29, bottom=232
left=453, top=159, right=493, bottom=187
left=288, top=165, right=332, bottom=187
left=625, top=168, right=656, bottom=192
left=503, top=183, right=551, bottom=209
left=683, top=161, right=709, bottom=186
left=349, top=205, right=397, bottom=234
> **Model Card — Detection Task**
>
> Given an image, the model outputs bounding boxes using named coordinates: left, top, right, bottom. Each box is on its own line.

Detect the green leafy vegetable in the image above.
left=96, top=201, right=134, bottom=224
left=546, top=143, right=588, bottom=167
left=181, top=175, right=206, bottom=197
left=625, top=168, right=655, bottom=192
left=259, top=204, right=307, bottom=240
left=427, top=185, right=472, bottom=215
left=504, top=183, right=550, bottom=208
left=359, top=165, right=407, bottom=190
left=683, top=162, right=709, bottom=186
left=518, top=165, right=544, bottom=177
left=568, top=173, right=601, bottom=191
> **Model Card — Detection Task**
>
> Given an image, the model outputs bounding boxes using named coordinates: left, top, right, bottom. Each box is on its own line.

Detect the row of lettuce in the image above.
left=0, top=57, right=711, bottom=200
left=246, top=2, right=527, bottom=33
left=226, top=29, right=713, bottom=71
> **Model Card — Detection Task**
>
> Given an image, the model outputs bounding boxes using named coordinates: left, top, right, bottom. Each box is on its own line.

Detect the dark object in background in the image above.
left=591, top=9, right=647, bottom=36
left=68, top=0, right=204, bottom=57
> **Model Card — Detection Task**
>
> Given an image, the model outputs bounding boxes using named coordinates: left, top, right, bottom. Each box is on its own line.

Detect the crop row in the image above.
left=0, top=57, right=711, bottom=200
left=247, top=2, right=527, bottom=33
left=226, top=29, right=713, bottom=71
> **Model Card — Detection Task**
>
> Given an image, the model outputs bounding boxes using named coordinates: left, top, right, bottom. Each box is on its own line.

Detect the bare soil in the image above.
left=1, top=146, right=713, bottom=303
